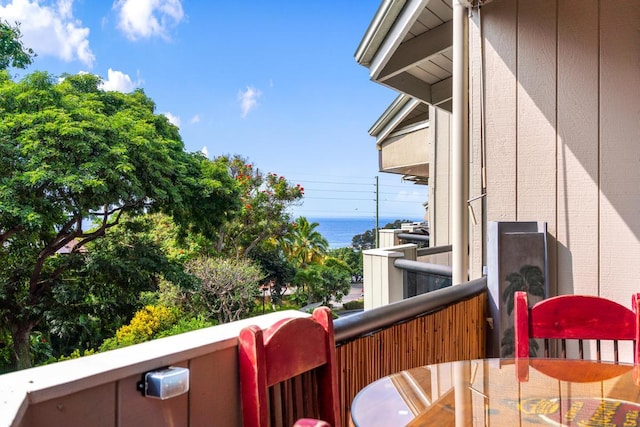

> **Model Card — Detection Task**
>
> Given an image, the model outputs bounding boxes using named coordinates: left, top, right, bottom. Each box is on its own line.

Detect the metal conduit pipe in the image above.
left=333, top=276, right=486, bottom=343
left=393, top=258, right=452, bottom=277
left=452, top=0, right=469, bottom=285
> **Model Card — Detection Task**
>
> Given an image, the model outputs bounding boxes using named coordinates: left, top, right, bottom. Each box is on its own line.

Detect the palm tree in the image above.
left=283, top=217, right=328, bottom=268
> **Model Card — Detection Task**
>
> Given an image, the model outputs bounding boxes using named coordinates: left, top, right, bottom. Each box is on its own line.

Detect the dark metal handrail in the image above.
left=333, top=276, right=487, bottom=343
left=417, top=244, right=452, bottom=257
left=397, top=232, right=430, bottom=243
left=393, top=258, right=452, bottom=277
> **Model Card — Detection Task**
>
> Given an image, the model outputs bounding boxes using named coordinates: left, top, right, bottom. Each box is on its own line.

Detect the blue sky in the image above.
left=2, top=0, right=428, bottom=220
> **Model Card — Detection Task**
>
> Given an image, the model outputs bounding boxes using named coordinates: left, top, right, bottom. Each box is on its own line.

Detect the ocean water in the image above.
left=309, top=217, right=422, bottom=249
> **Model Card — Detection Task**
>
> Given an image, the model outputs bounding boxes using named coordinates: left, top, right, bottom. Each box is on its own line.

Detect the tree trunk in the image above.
left=11, top=323, right=33, bottom=370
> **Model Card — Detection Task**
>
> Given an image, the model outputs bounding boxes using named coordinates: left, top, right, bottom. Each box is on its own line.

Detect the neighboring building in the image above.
left=367, top=94, right=452, bottom=246
left=356, top=0, right=640, bottom=306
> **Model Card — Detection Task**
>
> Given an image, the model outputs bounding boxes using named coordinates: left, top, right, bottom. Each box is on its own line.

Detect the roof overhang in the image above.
left=370, top=94, right=430, bottom=184
left=356, top=0, right=453, bottom=111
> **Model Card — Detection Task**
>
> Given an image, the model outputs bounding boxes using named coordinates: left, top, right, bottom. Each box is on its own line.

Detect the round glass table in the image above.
left=350, top=358, right=640, bottom=426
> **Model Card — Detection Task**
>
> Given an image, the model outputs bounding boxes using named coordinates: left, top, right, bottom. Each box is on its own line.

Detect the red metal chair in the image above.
left=238, top=307, right=341, bottom=427
left=514, top=291, right=640, bottom=381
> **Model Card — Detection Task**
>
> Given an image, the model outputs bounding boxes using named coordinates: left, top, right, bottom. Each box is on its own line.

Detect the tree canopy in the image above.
left=0, top=21, right=34, bottom=70
left=214, top=155, right=303, bottom=258
left=0, top=71, right=239, bottom=368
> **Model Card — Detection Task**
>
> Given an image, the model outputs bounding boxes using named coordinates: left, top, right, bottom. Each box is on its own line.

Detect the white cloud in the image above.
left=201, top=146, right=209, bottom=158
left=100, top=68, right=138, bottom=92
left=189, top=114, right=201, bottom=124
left=114, top=0, right=185, bottom=41
left=238, top=86, right=262, bottom=118
left=163, top=112, right=181, bottom=128
left=0, top=0, right=95, bottom=67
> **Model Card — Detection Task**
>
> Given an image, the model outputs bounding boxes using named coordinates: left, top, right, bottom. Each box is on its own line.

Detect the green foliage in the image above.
left=293, top=257, right=351, bottom=306
left=0, top=71, right=239, bottom=369
left=283, top=217, right=328, bottom=267
left=56, top=348, right=96, bottom=363
left=155, top=316, right=217, bottom=339
left=249, top=245, right=296, bottom=306
left=329, top=247, right=363, bottom=280
left=0, top=21, right=34, bottom=70
left=342, top=300, right=364, bottom=310
left=185, top=257, right=263, bottom=324
left=99, top=305, right=180, bottom=351
left=44, top=215, right=195, bottom=358
left=351, top=219, right=415, bottom=250
left=215, top=155, right=303, bottom=258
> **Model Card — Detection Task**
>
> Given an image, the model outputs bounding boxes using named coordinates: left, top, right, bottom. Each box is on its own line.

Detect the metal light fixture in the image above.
left=137, top=366, right=190, bottom=400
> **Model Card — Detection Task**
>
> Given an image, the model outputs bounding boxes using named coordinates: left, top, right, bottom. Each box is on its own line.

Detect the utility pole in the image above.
left=375, top=175, right=379, bottom=248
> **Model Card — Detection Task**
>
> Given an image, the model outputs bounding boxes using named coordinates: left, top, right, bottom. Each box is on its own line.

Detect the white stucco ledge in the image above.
left=0, top=310, right=309, bottom=427
left=363, top=243, right=416, bottom=258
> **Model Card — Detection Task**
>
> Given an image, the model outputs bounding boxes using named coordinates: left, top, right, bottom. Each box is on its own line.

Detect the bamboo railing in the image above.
left=333, top=278, right=487, bottom=426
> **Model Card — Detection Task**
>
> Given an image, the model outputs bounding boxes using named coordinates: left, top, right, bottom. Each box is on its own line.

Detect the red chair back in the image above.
left=239, top=307, right=341, bottom=427
left=514, top=291, right=640, bottom=362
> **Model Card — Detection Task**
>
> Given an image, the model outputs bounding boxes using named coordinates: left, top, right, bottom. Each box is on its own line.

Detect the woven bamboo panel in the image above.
left=336, top=292, right=487, bottom=426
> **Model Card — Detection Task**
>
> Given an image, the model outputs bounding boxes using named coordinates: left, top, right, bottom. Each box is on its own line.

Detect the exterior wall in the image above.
left=469, top=0, right=640, bottom=304
left=379, top=127, right=430, bottom=176
left=428, top=106, right=452, bottom=248
left=362, top=244, right=417, bottom=309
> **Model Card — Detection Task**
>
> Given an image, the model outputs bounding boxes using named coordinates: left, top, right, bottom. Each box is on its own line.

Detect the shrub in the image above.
left=99, top=305, right=179, bottom=351
left=155, top=316, right=217, bottom=339
left=185, top=257, right=262, bottom=324
left=342, top=300, right=364, bottom=310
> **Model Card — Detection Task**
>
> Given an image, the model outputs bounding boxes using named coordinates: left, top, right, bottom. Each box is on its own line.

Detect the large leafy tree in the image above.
left=215, top=155, right=303, bottom=258
left=0, top=71, right=239, bottom=369
left=45, top=214, right=197, bottom=357
left=0, top=21, right=34, bottom=70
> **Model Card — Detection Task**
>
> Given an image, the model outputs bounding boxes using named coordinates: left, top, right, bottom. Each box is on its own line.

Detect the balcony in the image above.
left=1, top=277, right=487, bottom=427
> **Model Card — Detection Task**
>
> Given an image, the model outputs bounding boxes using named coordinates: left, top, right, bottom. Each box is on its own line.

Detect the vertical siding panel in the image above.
left=22, top=383, right=115, bottom=427
left=433, top=107, right=451, bottom=247
left=556, top=1, right=599, bottom=296
left=118, top=362, right=188, bottom=426
left=190, top=347, right=241, bottom=427
left=516, top=0, right=558, bottom=295
left=483, top=0, right=517, bottom=221
left=469, top=9, right=484, bottom=278
left=599, top=1, right=640, bottom=302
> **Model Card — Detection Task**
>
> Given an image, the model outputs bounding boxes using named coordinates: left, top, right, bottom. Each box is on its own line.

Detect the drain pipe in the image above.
left=452, top=0, right=469, bottom=286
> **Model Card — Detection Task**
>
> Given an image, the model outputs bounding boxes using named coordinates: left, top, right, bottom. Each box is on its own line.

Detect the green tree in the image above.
left=0, top=72, right=239, bottom=369
left=351, top=219, right=415, bottom=250
left=329, top=247, right=363, bottom=282
left=184, top=257, right=263, bottom=324
left=249, top=244, right=296, bottom=306
left=283, top=217, right=329, bottom=267
left=292, top=258, right=351, bottom=306
left=45, top=215, right=196, bottom=357
left=314, top=257, right=352, bottom=306
left=215, top=155, right=303, bottom=258
left=0, top=21, right=34, bottom=70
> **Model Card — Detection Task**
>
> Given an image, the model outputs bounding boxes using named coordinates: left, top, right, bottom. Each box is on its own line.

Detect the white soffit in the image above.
left=356, top=0, right=454, bottom=110
left=369, top=94, right=428, bottom=147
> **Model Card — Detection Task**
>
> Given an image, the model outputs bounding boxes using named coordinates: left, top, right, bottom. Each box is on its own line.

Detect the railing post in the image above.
left=362, top=244, right=417, bottom=309
left=378, top=229, right=402, bottom=248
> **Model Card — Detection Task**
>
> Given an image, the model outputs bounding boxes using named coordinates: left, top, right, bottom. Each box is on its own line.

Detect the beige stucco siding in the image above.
left=470, top=0, right=640, bottom=302
left=379, top=127, right=429, bottom=177
left=428, top=106, right=451, bottom=248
